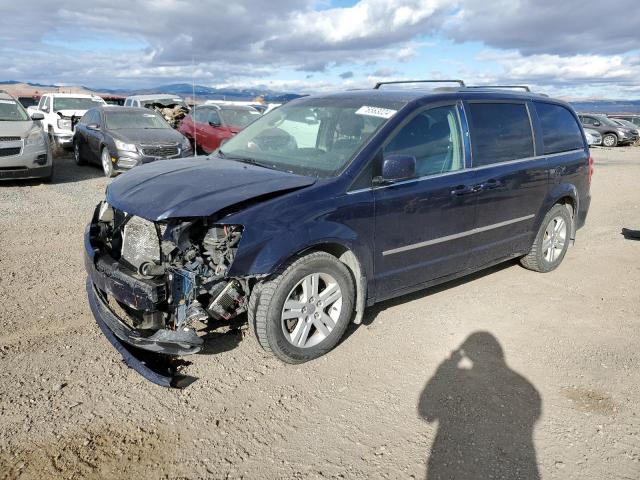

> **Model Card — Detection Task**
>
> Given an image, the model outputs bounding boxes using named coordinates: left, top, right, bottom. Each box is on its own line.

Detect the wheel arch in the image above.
left=243, top=239, right=369, bottom=325
left=296, top=242, right=368, bottom=325
left=541, top=184, right=579, bottom=240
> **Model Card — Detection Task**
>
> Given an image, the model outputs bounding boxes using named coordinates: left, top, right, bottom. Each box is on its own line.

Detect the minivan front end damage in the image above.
left=85, top=201, right=253, bottom=386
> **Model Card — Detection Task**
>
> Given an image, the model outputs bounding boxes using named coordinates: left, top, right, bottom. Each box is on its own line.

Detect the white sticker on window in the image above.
left=355, top=105, right=396, bottom=119
left=0, top=99, right=16, bottom=105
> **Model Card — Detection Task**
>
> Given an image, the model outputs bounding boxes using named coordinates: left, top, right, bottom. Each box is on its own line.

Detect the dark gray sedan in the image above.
left=73, top=106, right=193, bottom=177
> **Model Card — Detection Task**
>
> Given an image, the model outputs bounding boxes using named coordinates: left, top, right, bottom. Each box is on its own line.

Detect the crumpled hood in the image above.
left=111, top=128, right=184, bottom=145
left=106, top=157, right=316, bottom=221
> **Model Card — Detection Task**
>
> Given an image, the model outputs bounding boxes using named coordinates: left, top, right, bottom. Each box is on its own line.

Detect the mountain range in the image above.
left=2, top=80, right=639, bottom=112
left=0, top=80, right=301, bottom=103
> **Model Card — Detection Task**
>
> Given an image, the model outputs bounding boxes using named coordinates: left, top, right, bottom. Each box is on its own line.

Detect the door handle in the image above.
left=450, top=184, right=482, bottom=196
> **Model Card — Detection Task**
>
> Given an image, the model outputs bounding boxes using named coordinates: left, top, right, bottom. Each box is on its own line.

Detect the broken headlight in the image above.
left=121, top=216, right=161, bottom=270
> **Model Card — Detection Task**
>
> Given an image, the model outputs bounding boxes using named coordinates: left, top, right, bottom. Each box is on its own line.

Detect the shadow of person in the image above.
left=418, top=332, right=541, bottom=480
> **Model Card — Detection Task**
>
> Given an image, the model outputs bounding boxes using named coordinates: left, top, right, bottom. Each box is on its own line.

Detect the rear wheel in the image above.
left=602, top=133, right=618, bottom=147
left=101, top=147, right=116, bottom=178
left=249, top=252, right=355, bottom=363
left=520, top=204, right=572, bottom=272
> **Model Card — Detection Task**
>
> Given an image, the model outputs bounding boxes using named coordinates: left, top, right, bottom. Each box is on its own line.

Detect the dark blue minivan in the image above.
left=85, top=81, right=592, bottom=384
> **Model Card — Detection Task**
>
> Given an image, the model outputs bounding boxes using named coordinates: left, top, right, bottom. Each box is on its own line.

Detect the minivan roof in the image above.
left=304, top=86, right=570, bottom=108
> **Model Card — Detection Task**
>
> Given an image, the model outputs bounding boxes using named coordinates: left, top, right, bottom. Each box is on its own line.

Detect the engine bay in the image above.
left=91, top=201, right=249, bottom=340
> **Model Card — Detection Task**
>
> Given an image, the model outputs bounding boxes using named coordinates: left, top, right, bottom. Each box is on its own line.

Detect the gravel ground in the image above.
left=0, top=147, right=639, bottom=480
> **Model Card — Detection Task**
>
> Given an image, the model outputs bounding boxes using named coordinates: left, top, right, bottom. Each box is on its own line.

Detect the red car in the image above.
left=178, top=104, right=261, bottom=153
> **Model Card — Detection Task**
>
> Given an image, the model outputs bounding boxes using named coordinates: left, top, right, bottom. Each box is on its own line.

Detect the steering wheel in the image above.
left=249, top=127, right=297, bottom=152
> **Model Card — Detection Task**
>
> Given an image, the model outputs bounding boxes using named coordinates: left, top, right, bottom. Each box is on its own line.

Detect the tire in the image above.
left=73, top=139, right=86, bottom=165
left=48, top=131, right=61, bottom=157
left=520, top=204, right=572, bottom=273
left=249, top=251, right=355, bottom=364
left=602, top=133, right=618, bottom=147
left=100, top=147, right=116, bottom=178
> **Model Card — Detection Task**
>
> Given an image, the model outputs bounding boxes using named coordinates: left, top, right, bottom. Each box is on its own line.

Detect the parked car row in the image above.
left=578, top=113, right=640, bottom=147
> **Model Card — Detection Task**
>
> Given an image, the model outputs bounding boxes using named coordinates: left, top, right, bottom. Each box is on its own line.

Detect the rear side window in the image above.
left=535, top=102, right=584, bottom=154
left=467, top=102, right=534, bottom=166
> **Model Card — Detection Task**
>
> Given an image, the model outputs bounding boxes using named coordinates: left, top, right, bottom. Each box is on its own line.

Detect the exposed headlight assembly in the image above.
left=114, top=139, right=138, bottom=152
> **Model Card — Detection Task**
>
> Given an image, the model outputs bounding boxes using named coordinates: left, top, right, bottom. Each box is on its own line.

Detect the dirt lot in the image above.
left=1, top=147, right=639, bottom=480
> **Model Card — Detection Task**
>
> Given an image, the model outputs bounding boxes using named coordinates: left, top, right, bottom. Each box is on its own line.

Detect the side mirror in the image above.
left=593, top=121, right=601, bottom=127
left=30, top=112, right=44, bottom=121
left=375, top=154, right=417, bottom=184
left=87, top=124, right=100, bottom=131
left=208, top=120, right=220, bottom=127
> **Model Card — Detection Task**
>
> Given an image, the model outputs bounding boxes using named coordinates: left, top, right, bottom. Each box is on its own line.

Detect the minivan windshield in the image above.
left=105, top=110, right=171, bottom=129
left=0, top=98, right=29, bottom=121
left=53, top=97, right=105, bottom=111
left=218, top=97, right=406, bottom=177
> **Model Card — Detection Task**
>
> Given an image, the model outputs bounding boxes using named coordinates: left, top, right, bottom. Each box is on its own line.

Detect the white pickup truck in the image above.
left=27, top=93, right=106, bottom=152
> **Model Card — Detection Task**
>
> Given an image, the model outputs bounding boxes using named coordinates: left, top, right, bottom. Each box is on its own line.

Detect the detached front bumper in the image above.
left=84, top=227, right=203, bottom=356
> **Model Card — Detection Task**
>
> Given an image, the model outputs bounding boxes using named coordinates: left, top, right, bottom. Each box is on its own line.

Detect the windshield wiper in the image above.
left=219, top=152, right=278, bottom=170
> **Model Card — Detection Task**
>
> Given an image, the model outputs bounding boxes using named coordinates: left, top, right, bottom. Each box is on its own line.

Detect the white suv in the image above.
left=27, top=93, right=106, bottom=152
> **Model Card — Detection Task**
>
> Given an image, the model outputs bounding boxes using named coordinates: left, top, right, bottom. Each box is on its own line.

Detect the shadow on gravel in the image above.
left=50, top=154, right=104, bottom=185
left=343, top=259, right=518, bottom=343
left=198, top=316, right=245, bottom=355
left=418, top=332, right=541, bottom=480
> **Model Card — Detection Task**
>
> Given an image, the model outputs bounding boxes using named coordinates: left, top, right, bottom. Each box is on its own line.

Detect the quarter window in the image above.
left=467, top=102, right=534, bottom=166
left=534, top=102, right=584, bottom=154
left=384, top=105, right=464, bottom=178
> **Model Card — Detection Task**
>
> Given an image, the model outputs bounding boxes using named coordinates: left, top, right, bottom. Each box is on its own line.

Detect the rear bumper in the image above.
left=576, top=193, right=591, bottom=230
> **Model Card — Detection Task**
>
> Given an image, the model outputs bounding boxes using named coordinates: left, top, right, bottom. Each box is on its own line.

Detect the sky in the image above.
left=2, top=0, right=640, bottom=98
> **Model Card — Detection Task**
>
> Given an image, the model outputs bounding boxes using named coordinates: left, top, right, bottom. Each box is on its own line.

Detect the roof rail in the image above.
left=374, top=79, right=466, bottom=89
left=466, top=85, right=531, bottom=92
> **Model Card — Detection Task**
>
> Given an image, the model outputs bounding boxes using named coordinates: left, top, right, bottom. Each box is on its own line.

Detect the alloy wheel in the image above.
left=542, top=216, right=567, bottom=263
left=281, top=272, right=343, bottom=348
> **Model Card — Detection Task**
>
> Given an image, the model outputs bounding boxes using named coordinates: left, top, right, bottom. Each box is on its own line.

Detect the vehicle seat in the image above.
left=333, top=114, right=364, bottom=152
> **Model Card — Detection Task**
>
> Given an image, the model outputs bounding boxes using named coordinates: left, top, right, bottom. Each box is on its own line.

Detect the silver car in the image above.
left=584, top=128, right=602, bottom=146
left=0, top=91, right=52, bottom=181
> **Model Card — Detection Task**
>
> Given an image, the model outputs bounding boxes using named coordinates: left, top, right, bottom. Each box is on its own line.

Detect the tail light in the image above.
left=588, top=155, right=594, bottom=185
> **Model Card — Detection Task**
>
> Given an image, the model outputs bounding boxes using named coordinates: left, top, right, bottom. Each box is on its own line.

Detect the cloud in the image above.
left=2, top=0, right=640, bottom=97
left=449, top=0, right=640, bottom=56
left=369, top=67, right=399, bottom=77
left=339, top=71, right=354, bottom=79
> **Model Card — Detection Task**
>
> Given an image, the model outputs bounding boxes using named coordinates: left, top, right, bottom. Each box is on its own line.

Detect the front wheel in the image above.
left=73, top=140, right=86, bottom=165
left=249, top=252, right=355, bottom=363
left=101, top=147, right=116, bottom=178
left=602, top=133, right=618, bottom=147
left=520, top=204, right=572, bottom=272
